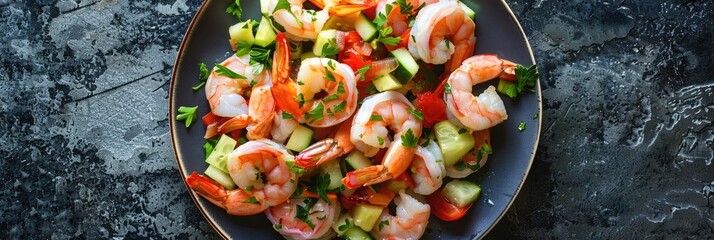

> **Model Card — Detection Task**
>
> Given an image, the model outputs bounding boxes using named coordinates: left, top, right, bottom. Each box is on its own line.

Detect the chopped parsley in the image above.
left=295, top=93, right=305, bottom=107
left=321, top=41, right=339, bottom=57
left=242, top=196, right=260, bottom=204
left=518, top=122, right=526, bottom=132
left=323, top=94, right=340, bottom=102
left=334, top=100, right=347, bottom=113
left=273, top=224, right=282, bottom=230
left=286, top=161, right=305, bottom=175
left=296, top=198, right=318, bottom=229
left=226, top=0, right=242, bottom=20
left=337, top=82, right=346, bottom=94
left=306, top=102, right=325, bottom=123
left=245, top=186, right=253, bottom=191
left=378, top=220, right=390, bottom=231
left=282, top=112, right=294, bottom=119
left=176, top=106, right=198, bottom=128
left=203, top=138, right=218, bottom=159
left=372, top=4, right=402, bottom=46
left=502, top=64, right=540, bottom=99
left=324, top=66, right=336, bottom=82
left=444, top=83, right=452, bottom=94
left=356, top=65, right=371, bottom=81
left=248, top=47, right=271, bottom=75
left=458, top=128, right=467, bottom=135
left=370, top=114, right=383, bottom=121
left=308, top=173, right=332, bottom=204
left=192, top=63, right=210, bottom=90
left=533, top=113, right=539, bottom=119
left=238, top=137, right=248, bottom=144
left=377, top=136, right=385, bottom=145
left=337, top=218, right=353, bottom=231
left=273, top=0, right=303, bottom=28
left=214, top=65, right=246, bottom=79
left=408, top=108, right=424, bottom=120
left=400, top=128, right=418, bottom=148
left=235, top=41, right=252, bottom=57
left=249, top=79, right=257, bottom=88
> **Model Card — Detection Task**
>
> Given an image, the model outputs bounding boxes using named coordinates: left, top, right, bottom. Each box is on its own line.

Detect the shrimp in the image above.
left=444, top=54, right=516, bottom=131
left=410, top=140, right=445, bottom=195
left=185, top=140, right=299, bottom=215
left=407, top=0, right=475, bottom=73
left=375, top=0, right=438, bottom=36
left=370, top=191, right=430, bottom=240
left=270, top=110, right=299, bottom=144
left=206, top=55, right=275, bottom=139
left=342, top=91, right=422, bottom=188
left=272, top=34, right=359, bottom=127
left=267, top=0, right=331, bottom=41
left=446, top=129, right=491, bottom=178
left=295, top=117, right=354, bottom=168
left=265, top=197, right=340, bottom=240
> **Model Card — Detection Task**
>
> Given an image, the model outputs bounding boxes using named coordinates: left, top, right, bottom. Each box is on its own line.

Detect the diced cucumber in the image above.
left=345, top=151, right=372, bottom=170
left=434, top=121, right=475, bottom=167
left=459, top=2, right=478, bottom=20
left=385, top=180, right=409, bottom=193
left=372, top=73, right=403, bottom=92
left=320, top=160, right=344, bottom=191
left=260, top=0, right=270, bottom=16
left=229, top=21, right=255, bottom=46
left=254, top=17, right=277, bottom=48
left=289, top=40, right=303, bottom=60
left=496, top=79, right=517, bottom=98
left=389, top=48, right=419, bottom=83
left=300, top=51, right=318, bottom=61
left=332, top=213, right=354, bottom=236
left=313, top=29, right=338, bottom=57
left=354, top=13, right=378, bottom=42
left=441, top=180, right=482, bottom=208
left=323, top=13, right=359, bottom=31
left=205, top=135, right=237, bottom=173
left=204, top=165, right=236, bottom=190
left=343, top=226, right=374, bottom=240
left=352, top=204, right=383, bottom=232
left=286, top=125, right=314, bottom=152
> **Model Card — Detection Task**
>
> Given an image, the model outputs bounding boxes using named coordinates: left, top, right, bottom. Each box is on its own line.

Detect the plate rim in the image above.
left=168, top=0, right=542, bottom=239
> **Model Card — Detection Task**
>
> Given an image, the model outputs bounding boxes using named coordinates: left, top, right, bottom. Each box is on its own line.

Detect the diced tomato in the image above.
left=363, top=3, right=377, bottom=20
left=425, top=189, right=472, bottom=221
left=339, top=32, right=374, bottom=85
left=230, top=129, right=243, bottom=143
left=416, top=91, right=448, bottom=128
left=202, top=112, right=221, bottom=126
left=340, top=195, right=357, bottom=210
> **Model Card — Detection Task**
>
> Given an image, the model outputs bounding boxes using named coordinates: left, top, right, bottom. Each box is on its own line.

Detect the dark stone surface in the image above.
left=0, top=0, right=711, bottom=239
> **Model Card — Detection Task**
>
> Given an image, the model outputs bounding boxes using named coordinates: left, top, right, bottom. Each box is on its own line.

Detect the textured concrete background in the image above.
left=0, top=0, right=711, bottom=239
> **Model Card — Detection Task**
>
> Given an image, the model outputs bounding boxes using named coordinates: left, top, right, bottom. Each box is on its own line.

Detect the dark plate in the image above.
left=169, top=0, right=541, bottom=239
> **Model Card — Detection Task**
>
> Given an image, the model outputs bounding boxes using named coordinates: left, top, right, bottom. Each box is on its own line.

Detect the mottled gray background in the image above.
left=0, top=0, right=711, bottom=239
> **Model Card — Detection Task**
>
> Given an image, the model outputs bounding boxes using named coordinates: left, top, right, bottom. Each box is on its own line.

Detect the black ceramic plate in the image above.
left=170, top=0, right=541, bottom=239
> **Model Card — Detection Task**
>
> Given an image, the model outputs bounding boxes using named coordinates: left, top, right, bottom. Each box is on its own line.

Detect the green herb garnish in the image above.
left=400, top=128, right=418, bottom=148
left=176, top=106, right=198, bottom=128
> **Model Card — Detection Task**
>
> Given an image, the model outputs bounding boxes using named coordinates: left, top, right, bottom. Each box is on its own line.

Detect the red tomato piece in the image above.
left=425, top=189, right=472, bottom=221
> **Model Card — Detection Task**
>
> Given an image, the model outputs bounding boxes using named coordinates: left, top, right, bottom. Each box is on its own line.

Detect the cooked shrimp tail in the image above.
left=295, top=117, right=354, bottom=168
left=186, top=172, right=268, bottom=215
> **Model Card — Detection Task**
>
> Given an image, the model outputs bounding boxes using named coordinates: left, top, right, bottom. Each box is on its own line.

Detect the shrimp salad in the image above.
left=177, top=0, right=539, bottom=239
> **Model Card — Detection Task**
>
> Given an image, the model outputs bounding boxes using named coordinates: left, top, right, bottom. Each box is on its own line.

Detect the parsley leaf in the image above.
left=203, top=138, right=218, bottom=159
left=444, top=83, right=452, bottom=94
left=377, top=136, right=385, bottom=145
left=378, top=220, right=390, bottom=231
left=518, top=122, right=526, bottom=132
left=356, top=65, right=371, bottom=81
left=282, top=112, right=294, bottom=119
left=324, top=66, right=336, bottom=82
left=176, top=106, right=198, bottom=128
left=215, top=65, right=246, bottom=79
left=296, top=198, right=318, bottom=229
left=249, top=47, right=271, bottom=75
left=334, top=100, right=347, bottom=113
left=337, top=82, right=346, bottom=94
left=273, top=0, right=303, bottom=28
left=503, top=64, right=539, bottom=99
left=323, top=94, right=340, bottom=102
left=458, top=128, right=467, bottom=134
left=321, top=41, right=339, bottom=57
left=370, top=114, right=383, bottom=121
left=226, top=0, right=242, bottom=20
left=308, top=174, right=332, bottom=204
left=273, top=224, right=282, bottom=230
left=295, top=93, right=305, bottom=108
left=408, top=108, right=424, bottom=120
left=192, top=63, right=210, bottom=90
left=338, top=219, right=353, bottom=231
left=306, top=102, right=325, bottom=123
left=377, top=27, right=401, bottom=46
left=286, top=161, right=305, bottom=175
left=235, top=41, right=252, bottom=56
left=400, top=128, right=418, bottom=148
left=242, top=196, right=260, bottom=204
